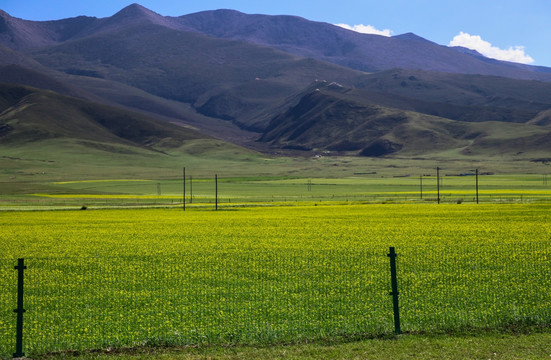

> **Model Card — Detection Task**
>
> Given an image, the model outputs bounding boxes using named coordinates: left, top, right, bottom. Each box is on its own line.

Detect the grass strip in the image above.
left=34, top=329, right=551, bottom=360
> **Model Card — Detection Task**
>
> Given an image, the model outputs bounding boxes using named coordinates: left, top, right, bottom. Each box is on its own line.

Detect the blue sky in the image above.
left=2, top=0, right=550, bottom=67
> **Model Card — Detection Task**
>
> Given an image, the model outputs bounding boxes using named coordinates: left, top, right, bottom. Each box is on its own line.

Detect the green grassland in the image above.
left=2, top=140, right=550, bottom=209
left=1, top=170, right=550, bottom=210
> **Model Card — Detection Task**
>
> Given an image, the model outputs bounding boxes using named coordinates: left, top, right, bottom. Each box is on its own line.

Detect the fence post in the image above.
left=13, top=258, right=26, bottom=358
left=387, top=247, right=401, bottom=335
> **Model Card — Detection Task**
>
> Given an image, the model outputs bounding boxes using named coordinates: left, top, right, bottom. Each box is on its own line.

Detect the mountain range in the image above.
left=1, top=3, right=550, bottom=162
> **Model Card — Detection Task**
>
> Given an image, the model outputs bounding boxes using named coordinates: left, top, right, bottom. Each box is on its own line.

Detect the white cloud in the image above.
left=335, top=23, right=392, bottom=37
left=449, top=31, right=534, bottom=64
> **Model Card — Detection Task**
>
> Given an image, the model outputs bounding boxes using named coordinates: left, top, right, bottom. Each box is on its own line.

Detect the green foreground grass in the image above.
left=37, top=330, right=551, bottom=360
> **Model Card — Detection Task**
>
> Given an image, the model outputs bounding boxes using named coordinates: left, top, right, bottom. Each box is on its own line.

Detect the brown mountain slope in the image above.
left=259, top=83, right=551, bottom=158
left=0, top=83, right=207, bottom=150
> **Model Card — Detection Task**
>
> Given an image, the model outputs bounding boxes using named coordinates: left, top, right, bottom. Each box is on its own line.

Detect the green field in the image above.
left=1, top=203, right=551, bottom=358
left=1, top=172, right=550, bottom=211
left=2, top=132, right=551, bottom=209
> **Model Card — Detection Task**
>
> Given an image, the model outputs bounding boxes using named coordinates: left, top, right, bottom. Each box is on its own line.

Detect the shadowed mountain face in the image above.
left=27, top=21, right=366, bottom=128
left=0, top=64, right=88, bottom=98
left=0, top=4, right=550, bottom=160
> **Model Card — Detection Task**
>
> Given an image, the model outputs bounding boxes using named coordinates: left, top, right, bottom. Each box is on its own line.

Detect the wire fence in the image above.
left=398, top=243, right=551, bottom=331
left=1, top=244, right=551, bottom=358
left=0, top=250, right=390, bottom=358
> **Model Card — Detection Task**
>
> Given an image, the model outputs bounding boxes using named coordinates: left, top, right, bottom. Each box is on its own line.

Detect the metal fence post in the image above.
left=13, top=258, right=26, bottom=358
left=387, top=247, right=401, bottom=334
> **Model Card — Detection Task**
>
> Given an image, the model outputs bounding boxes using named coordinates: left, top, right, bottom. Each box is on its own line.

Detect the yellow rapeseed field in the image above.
left=1, top=203, right=550, bottom=356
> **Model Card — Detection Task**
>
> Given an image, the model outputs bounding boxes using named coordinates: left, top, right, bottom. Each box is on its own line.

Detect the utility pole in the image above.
left=190, top=175, right=193, bottom=204
left=476, top=169, right=479, bottom=204
left=183, top=167, right=186, bottom=211
left=437, top=167, right=440, bottom=204
left=420, top=175, right=423, bottom=200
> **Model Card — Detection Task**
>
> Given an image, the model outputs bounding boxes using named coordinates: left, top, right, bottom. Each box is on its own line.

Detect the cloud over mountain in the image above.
left=449, top=31, right=534, bottom=64
left=335, top=23, right=392, bottom=37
